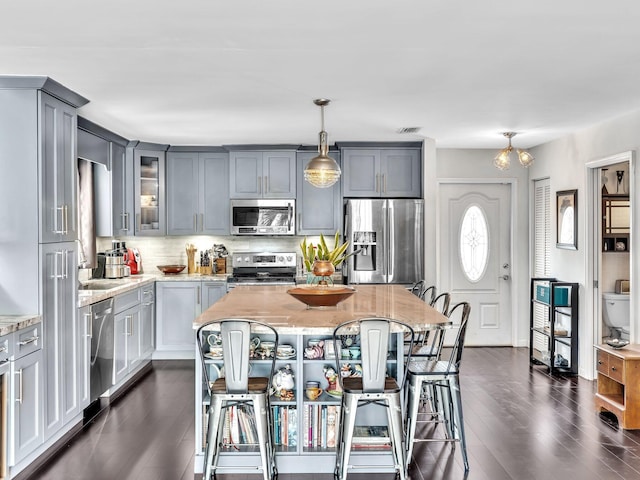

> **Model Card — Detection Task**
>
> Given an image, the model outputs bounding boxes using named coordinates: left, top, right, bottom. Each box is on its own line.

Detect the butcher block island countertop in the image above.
left=194, top=284, right=450, bottom=334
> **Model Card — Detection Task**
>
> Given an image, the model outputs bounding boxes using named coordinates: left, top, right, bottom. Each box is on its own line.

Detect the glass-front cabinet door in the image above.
left=133, top=148, right=166, bottom=236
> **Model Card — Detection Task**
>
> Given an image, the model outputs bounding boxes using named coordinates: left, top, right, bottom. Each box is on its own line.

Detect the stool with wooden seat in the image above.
left=405, top=302, right=471, bottom=473
left=197, top=319, right=278, bottom=480
left=333, top=317, right=414, bottom=480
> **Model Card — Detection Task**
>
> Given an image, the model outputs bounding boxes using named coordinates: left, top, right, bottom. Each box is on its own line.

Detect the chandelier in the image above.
left=494, top=132, right=534, bottom=170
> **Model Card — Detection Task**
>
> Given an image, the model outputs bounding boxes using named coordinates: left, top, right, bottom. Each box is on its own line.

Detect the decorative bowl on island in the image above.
left=287, top=285, right=356, bottom=308
left=157, top=265, right=186, bottom=274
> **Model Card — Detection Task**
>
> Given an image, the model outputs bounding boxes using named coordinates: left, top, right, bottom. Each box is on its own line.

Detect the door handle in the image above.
left=15, top=369, right=23, bottom=404
left=499, top=275, right=510, bottom=281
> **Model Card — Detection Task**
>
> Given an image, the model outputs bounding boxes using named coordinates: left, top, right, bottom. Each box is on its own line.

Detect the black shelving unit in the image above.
left=529, top=277, right=579, bottom=375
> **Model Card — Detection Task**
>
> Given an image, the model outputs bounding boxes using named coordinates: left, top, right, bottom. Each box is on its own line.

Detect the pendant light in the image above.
left=304, top=98, right=341, bottom=188
left=494, top=132, right=535, bottom=170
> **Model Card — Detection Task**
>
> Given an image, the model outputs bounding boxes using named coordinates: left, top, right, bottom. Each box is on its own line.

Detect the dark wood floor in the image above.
left=32, top=349, right=640, bottom=480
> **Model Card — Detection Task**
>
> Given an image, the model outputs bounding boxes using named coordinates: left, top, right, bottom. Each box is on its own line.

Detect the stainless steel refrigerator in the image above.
left=344, top=199, right=424, bottom=284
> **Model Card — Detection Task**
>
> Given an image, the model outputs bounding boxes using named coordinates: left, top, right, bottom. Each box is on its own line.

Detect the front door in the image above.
left=439, top=183, right=512, bottom=345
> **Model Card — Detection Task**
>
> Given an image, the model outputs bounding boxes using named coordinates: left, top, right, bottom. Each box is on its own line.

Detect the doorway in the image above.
left=438, top=182, right=513, bottom=346
left=586, top=151, right=634, bottom=379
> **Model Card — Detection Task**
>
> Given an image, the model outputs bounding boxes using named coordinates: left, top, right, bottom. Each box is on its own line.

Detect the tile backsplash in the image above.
left=96, top=235, right=324, bottom=275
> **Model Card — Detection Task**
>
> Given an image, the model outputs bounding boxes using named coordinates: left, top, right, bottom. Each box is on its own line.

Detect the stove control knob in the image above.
left=277, top=255, right=284, bottom=263
left=286, top=255, right=293, bottom=262
left=244, top=257, right=250, bottom=263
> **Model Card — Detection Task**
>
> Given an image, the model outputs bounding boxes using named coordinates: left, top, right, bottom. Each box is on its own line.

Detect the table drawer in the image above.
left=597, top=350, right=609, bottom=376
left=608, top=354, right=624, bottom=383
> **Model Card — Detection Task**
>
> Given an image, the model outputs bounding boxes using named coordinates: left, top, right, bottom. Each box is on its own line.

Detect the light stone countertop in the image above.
left=0, top=314, right=41, bottom=337
left=77, top=273, right=229, bottom=307
left=194, top=284, right=450, bottom=335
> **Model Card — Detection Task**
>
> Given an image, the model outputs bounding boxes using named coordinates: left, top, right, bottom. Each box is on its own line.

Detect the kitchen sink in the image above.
left=78, top=282, right=123, bottom=291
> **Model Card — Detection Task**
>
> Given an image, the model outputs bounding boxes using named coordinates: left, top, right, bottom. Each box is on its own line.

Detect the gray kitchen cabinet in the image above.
left=10, top=338, right=44, bottom=466
left=40, top=92, right=79, bottom=243
left=155, top=282, right=200, bottom=354
left=41, top=242, right=79, bottom=441
left=155, top=281, right=227, bottom=358
left=111, top=142, right=135, bottom=235
left=113, top=304, right=141, bottom=385
left=140, top=286, right=155, bottom=360
left=166, top=150, right=229, bottom=235
left=201, top=282, right=226, bottom=310
left=342, top=148, right=421, bottom=198
left=229, top=150, right=296, bottom=198
left=296, top=150, right=342, bottom=235
left=133, top=144, right=168, bottom=236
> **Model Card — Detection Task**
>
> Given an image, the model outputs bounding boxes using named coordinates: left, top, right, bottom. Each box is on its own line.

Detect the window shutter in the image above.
left=533, top=178, right=551, bottom=351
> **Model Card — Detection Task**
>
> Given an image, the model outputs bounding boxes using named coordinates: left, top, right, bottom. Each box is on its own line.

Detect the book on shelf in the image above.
left=272, top=405, right=297, bottom=447
left=326, top=405, right=337, bottom=448
left=352, top=425, right=390, bottom=446
left=302, top=404, right=341, bottom=449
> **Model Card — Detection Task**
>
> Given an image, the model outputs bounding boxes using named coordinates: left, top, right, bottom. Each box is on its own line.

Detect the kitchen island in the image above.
left=193, top=284, right=449, bottom=475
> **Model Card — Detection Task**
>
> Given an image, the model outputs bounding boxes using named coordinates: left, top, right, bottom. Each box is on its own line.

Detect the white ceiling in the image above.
left=3, top=0, right=640, bottom=149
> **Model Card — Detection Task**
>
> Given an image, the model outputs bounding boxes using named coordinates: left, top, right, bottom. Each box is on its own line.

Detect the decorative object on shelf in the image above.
left=615, top=241, right=627, bottom=251
left=304, top=98, right=341, bottom=188
left=276, top=344, right=296, bottom=359
left=601, top=168, right=609, bottom=194
left=257, top=340, right=275, bottom=359
left=493, top=132, right=534, bottom=170
left=156, top=264, right=186, bottom=274
left=616, top=170, right=625, bottom=193
left=304, top=339, right=324, bottom=359
left=272, top=364, right=295, bottom=400
left=339, top=334, right=358, bottom=348
left=287, top=285, right=356, bottom=308
left=348, top=346, right=361, bottom=359
left=556, top=189, right=578, bottom=250
left=323, top=366, right=342, bottom=396
left=605, top=338, right=629, bottom=349
left=305, top=385, right=323, bottom=400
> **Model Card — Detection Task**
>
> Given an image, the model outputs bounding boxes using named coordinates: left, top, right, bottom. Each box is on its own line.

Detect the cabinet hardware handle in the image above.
left=384, top=174, right=387, bottom=193
left=120, top=212, right=127, bottom=231
left=63, top=250, right=69, bottom=279
left=265, top=176, right=268, bottom=193
left=130, top=316, right=134, bottom=336
left=53, top=206, right=65, bottom=234
left=200, top=213, right=204, bottom=232
left=197, top=286, right=201, bottom=305
left=258, top=176, right=262, bottom=194
left=85, top=312, right=93, bottom=338
left=136, top=213, right=141, bottom=231
left=376, top=174, right=380, bottom=193
left=18, top=335, right=39, bottom=346
left=54, top=251, right=64, bottom=279
left=611, top=366, right=617, bottom=371
left=598, top=360, right=603, bottom=364
left=63, top=204, right=69, bottom=234
left=15, top=370, right=23, bottom=404
left=0, top=346, right=6, bottom=353
left=194, top=214, right=198, bottom=231
left=125, top=212, right=130, bottom=232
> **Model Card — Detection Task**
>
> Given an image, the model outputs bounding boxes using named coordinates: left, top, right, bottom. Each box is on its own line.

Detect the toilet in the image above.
left=602, top=292, right=630, bottom=340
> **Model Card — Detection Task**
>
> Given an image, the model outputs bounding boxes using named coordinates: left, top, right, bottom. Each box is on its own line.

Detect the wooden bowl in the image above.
left=287, top=286, right=356, bottom=308
left=157, top=265, right=186, bottom=274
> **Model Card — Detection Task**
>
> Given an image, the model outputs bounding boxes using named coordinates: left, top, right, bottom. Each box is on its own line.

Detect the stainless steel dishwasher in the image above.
left=89, top=298, right=115, bottom=405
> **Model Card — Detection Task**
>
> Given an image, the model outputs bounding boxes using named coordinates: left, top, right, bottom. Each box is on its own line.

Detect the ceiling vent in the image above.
left=397, top=127, right=421, bottom=134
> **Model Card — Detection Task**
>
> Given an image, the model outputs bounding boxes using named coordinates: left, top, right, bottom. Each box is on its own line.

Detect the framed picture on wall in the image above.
left=557, top=189, right=577, bottom=250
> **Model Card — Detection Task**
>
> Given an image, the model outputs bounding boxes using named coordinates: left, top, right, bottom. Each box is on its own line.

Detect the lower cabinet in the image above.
left=156, top=281, right=226, bottom=357
left=10, top=328, right=44, bottom=466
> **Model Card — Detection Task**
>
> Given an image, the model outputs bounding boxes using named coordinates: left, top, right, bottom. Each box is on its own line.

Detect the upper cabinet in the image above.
left=166, top=150, right=229, bottom=235
left=40, top=93, right=79, bottom=243
left=296, top=150, right=342, bottom=235
left=132, top=144, right=167, bottom=236
left=111, top=142, right=135, bottom=236
left=341, top=147, right=421, bottom=198
left=229, top=150, right=296, bottom=198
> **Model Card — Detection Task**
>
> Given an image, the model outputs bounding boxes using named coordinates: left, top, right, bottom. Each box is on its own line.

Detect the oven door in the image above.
left=230, top=199, right=295, bottom=235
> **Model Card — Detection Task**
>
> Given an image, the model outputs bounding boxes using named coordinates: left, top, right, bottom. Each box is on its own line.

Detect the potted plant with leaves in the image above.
left=300, top=232, right=350, bottom=284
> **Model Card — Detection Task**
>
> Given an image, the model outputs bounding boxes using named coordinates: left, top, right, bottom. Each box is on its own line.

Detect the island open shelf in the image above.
left=192, top=284, right=450, bottom=475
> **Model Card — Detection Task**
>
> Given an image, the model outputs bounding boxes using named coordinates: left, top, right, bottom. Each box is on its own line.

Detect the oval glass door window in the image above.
left=459, top=205, right=489, bottom=282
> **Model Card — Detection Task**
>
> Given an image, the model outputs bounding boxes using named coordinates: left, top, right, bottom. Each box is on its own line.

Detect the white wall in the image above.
left=529, top=110, right=640, bottom=379
left=429, top=148, right=530, bottom=347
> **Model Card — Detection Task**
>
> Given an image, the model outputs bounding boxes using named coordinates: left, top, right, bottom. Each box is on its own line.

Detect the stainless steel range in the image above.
left=227, top=252, right=297, bottom=287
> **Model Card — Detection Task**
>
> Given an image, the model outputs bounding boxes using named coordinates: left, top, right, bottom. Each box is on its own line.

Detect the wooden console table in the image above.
left=595, top=344, right=640, bottom=429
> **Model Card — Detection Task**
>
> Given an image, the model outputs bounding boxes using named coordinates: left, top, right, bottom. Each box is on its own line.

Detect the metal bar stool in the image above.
left=333, top=317, right=414, bottom=480
left=405, top=302, right=471, bottom=473
left=197, top=319, right=279, bottom=480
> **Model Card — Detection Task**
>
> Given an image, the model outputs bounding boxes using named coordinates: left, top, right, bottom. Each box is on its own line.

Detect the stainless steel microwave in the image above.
left=230, top=199, right=295, bottom=235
